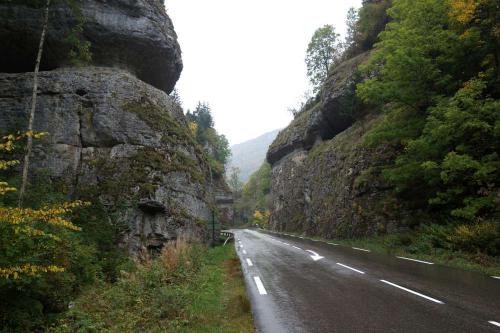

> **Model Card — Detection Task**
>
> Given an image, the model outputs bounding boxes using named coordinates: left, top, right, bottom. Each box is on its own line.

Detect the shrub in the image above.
left=448, top=221, right=500, bottom=256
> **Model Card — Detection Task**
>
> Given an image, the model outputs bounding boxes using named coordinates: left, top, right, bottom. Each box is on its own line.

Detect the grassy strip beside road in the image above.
left=263, top=229, right=500, bottom=277
left=51, top=241, right=254, bottom=332
left=330, top=235, right=500, bottom=277
left=177, top=245, right=254, bottom=333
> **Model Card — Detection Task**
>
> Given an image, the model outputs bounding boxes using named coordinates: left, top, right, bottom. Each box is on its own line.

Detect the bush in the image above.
left=448, top=221, right=500, bottom=256
left=51, top=237, right=206, bottom=332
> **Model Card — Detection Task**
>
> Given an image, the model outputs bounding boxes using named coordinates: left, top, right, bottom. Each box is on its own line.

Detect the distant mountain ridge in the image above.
left=229, top=129, right=280, bottom=183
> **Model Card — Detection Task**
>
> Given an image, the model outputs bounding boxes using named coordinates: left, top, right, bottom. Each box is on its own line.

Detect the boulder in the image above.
left=0, top=0, right=182, bottom=93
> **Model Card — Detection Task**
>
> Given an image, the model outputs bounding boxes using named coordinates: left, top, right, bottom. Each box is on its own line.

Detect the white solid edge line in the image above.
left=246, top=258, right=253, bottom=267
left=491, top=276, right=500, bottom=280
left=397, top=256, right=434, bottom=265
left=337, top=263, right=365, bottom=274
left=380, top=280, right=444, bottom=304
left=352, top=247, right=371, bottom=252
left=489, top=321, right=500, bottom=328
left=292, top=245, right=302, bottom=250
left=242, top=250, right=247, bottom=255
left=254, top=276, right=267, bottom=295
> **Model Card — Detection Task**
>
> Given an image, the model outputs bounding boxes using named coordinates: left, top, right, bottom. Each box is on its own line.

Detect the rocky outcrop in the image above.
left=0, top=1, right=231, bottom=254
left=267, top=53, right=369, bottom=165
left=0, top=0, right=182, bottom=93
left=0, top=67, right=212, bottom=253
left=267, top=52, right=414, bottom=238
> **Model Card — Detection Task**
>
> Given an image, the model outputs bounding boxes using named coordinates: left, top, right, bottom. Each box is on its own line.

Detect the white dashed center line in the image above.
left=246, top=258, right=253, bottom=267
left=337, top=263, right=365, bottom=274
left=352, top=247, right=370, bottom=252
left=489, top=321, right=500, bottom=328
left=254, top=276, right=267, bottom=295
left=492, top=276, right=500, bottom=280
left=380, top=280, right=444, bottom=304
left=329, top=242, right=339, bottom=246
left=292, top=245, right=302, bottom=250
left=242, top=250, right=247, bottom=255
left=397, top=256, right=434, bottom=265
left=283, top=242, right=290, bottom=246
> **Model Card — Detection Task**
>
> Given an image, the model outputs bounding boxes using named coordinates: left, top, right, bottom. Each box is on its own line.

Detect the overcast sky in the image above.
left=167, top=0, right=362, bottom=145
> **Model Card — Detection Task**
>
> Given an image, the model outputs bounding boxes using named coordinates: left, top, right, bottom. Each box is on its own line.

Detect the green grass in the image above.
left=176, top=246, right=254, bottom=333
left=263, top=229, right=500, bottom=277
left=50, top=243, right=254, bottom=333
left=328, top=236, right=500, bottom=276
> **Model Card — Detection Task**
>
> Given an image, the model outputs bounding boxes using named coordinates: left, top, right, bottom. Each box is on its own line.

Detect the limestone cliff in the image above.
left=267, top=53, right=414, bottom=238
left=0, top=0, right=182, bottom=93
left=0, top=1, right=227, bottom=254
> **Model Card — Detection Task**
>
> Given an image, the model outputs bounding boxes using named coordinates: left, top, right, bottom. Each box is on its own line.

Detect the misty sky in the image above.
left=167, top=0, right=362, bottom=145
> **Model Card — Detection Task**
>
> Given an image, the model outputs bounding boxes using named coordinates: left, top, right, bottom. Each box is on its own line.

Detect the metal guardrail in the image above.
left=221, top=230, right=234, bottom=246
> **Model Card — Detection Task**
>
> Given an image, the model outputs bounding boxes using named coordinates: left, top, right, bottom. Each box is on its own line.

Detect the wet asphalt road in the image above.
left=232, top=229, right=500, bottom=333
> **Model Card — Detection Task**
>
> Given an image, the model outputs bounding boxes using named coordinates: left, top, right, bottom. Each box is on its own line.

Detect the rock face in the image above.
left=0, top=1, right=230, bottom=255
left=267, top=53, right=368, bottom=165
left=0, top=0, right=182, bottom=93
left=0, top=68, right=212, bottom=253
left=267, top=53, right=413, bottom=238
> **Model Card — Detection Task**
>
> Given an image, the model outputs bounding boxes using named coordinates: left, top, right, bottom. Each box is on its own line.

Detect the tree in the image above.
left=170, top=88, right=182, bottom=107
left=227, top=167, right=243, bottom=194
left=187, top=102, right=214, bottom=133
left=356, top=0, right=392, bottom=52
left=19, top=0, right=51, bottom=206
left=345, top=7, right=359, bottom=51
left=287, top=89, right=315, bottom=118
left=357, top=0, right=500, bottom=222
left=19, top=0, right=92, bottom=206
left=186, top=102, right=230, bottom=175
left=1, top=133, right=87, bottom=279
left=305, top=25, right=342, bottom=92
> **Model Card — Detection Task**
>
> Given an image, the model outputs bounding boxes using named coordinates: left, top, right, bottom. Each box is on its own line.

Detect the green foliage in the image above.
left=186, top=102, right=214, bottom=138
left=233, top=163, right=271, bottom=224
left=65, top=0, right=92, bottom=66
left=448, top=221, right=500, bottom=256
left=51, top=242, right=253, bottom=333
left=329, top=219, right=500, bottom=275
left=356, top=0, right=499, bottom=224
left=0, top=168, right=129, bottom=331
left=305, top=25, right=342, bottom=91
left=227, top=167, right=243, bottom=194
left=357, top=0, right=462, bottom=109
left=186, top=103, right=231, bottom=175
left=344, top=0, right=392, bottom=58
left=242, top=163, right=271, bottom=212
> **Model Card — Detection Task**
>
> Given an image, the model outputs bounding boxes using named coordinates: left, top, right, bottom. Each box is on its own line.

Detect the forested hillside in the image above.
left=267, top=0, right=499, bottom=272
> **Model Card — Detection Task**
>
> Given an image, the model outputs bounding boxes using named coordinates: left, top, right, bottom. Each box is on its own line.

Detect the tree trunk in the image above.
left=18, top=0, right=51, bottom=207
